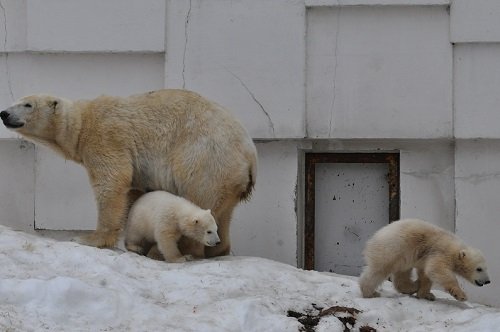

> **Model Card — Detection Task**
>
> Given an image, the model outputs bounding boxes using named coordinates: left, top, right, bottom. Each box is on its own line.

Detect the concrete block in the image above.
left=0, top=53, right=29, bottom=138
left=400, top=141, right=454, bottom=230
left=455, top=140, right=500, bottom=307
left=454, top=44, right=500, bottom=139
left=165, top=0, right=305, bottom=139
left=306, top=6, right=452, bottom=138
left=0, top=0, right=27, bottom=51
left=231, top=141, right=298, bottom=266
left=451, top=0, right=500, bottom=43
left=21, top=53, right=165, bottom=99
left=307, top=0, right=449, bottom=5
left=27, top=0, right=165, bottom=52
left=0, top=140, right=35, bottom=232
left=34, top=146, right=96, bottom=230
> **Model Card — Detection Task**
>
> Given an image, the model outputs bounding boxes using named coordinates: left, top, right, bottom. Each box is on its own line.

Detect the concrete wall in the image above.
left=450, top=0, right=500, bottom=306
left=306, top=5, right=452, bottom=138
left=1, top=0, right=500, bottom=306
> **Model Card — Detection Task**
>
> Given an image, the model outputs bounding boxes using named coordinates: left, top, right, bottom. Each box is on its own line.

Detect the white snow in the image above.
left=0, top=225, right=499, bottom=332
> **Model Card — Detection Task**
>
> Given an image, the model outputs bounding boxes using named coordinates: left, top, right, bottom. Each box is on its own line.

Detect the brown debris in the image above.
left=287, top=304, right=377, bottom=332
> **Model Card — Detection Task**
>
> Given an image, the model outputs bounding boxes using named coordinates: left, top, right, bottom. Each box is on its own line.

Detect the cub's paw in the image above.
left=146, top=246, right=165, bottom=261
left=449, top=288, right=467, bottom=301
left=125, top=244, right=145, bottom=255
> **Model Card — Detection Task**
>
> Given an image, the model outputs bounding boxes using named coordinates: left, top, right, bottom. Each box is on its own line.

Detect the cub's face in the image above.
left=0, top=95, right=60, bottom=139
left=191, top=209, right=220, bottom=247
left=459, top=248, right=491, bottom=287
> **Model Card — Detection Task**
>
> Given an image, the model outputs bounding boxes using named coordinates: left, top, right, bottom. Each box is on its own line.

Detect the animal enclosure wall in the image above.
left=1, top=0, right=500, bottom=306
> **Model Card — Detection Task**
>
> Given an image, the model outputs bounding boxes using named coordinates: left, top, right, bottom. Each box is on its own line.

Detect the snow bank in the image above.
left=0, top=226, right=498, bottom=331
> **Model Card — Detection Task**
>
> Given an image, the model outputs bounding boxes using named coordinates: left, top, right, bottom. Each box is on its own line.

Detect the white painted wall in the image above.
left=26, top=0, right=165, bottom=52
left=306, top=6, right=452, bottom=138
left=450, top=0, right=500, bottom=306
left=454, top=44, right=500, bottom=139
left=231, top=141, right=299, bottom=266
left=455, top=140, right=500, bottom=306
left=0, top=0, right=500, bottom=307
left=0, top=140, right=35, bottom=232
left=451, top=0, right=500, bottom=43
left=165, top=0, right=306, bottom=139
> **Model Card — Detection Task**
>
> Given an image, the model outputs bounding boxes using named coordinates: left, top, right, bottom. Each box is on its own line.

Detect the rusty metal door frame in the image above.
left=304, top=152, right=400, bottom=270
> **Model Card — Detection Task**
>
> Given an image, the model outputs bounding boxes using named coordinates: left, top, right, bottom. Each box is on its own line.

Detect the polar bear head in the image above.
left=183, top=209, right=220, bottom=247
left=457, top=247, right=490, bottom=287
left=0, top=95, right=67, bottom=140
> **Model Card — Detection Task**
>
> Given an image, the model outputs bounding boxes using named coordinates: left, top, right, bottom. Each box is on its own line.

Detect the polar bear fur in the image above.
left=359, top=219, right=490, bottom=301
left=125, top=191, right=220, bottom=263
left=0, top=90, right=257, bottom=258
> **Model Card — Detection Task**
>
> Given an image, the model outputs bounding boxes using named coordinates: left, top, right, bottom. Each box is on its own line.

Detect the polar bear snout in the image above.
left=475, top=279, right=490, bottom=287
left=205, top=240, right=220, bottom=247
left=0, top=110, right=24, bottom=129
left=204, top=230, right=221, bottom=247
left=203, top=230, right=220, bottom=247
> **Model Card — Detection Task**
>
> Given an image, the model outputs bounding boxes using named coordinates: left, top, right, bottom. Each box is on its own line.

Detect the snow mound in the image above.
left=0, top=226, right=498, bottom=331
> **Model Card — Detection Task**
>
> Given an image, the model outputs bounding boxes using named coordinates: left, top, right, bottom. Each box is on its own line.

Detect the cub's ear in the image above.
left=459, top=250, right=467, bottom=260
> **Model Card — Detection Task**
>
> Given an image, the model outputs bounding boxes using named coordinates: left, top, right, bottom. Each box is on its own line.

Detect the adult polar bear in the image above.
left=0, top=89, right=257, bottom=258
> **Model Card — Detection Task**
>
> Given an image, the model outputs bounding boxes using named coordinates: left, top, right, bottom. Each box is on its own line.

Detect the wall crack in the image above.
left=0, top=0, right=13, bottom=101
left=228, top=70, right=276, bottom=137
left=182, top=0, right=192, bottom=89
left=456, top=173, right=500, bottom=185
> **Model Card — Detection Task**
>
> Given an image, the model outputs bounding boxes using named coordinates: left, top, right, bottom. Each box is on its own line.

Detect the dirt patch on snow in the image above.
left=287, top=304, right=376, bottom=332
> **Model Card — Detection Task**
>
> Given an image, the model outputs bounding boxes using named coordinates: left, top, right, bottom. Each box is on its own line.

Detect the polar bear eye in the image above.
left=207, top=231, right=212, bottom=234
left=477, top=268, right=483, bottom=272
left=24, top=103, right=32, bottom=108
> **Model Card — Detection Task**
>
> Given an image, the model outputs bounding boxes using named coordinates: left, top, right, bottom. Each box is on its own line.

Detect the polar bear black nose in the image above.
left=0, top=111, right=8, bottom=120
left=485, top=280, right=491, bottom=285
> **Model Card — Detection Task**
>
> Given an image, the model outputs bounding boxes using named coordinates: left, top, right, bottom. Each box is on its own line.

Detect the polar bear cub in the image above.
left=125, top=191, right=220, bottom=263
left=359, top=219, right=490, bottom=301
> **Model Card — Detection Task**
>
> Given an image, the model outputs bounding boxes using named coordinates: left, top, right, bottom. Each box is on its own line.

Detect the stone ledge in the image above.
left=306, top=0, right=449, bottom=6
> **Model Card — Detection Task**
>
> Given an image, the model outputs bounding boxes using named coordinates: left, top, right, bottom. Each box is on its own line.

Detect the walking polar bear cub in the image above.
left=0, top=90, right=257, bottom=258
left=125, top=191, right=220, bottom=263
left=359, top=219, right=490, bottom=301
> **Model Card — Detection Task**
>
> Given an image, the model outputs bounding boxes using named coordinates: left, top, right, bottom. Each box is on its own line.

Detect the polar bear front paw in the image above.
left=417, top=291, right=436, bottom=301
left=362, top=290, right=380, bottom=298
left=173, top=255, right=194, bottom=263
left=73, top=231, right=118, bottom=248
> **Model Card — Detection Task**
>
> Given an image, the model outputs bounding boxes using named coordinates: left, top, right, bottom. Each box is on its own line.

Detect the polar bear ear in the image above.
left=459, top=250, right=467, bottom=260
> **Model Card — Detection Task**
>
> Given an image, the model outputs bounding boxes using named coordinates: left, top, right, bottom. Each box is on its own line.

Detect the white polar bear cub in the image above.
left=359, top=219, right=490, bottom=301
left=125, top=191, right=220, bottom=263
